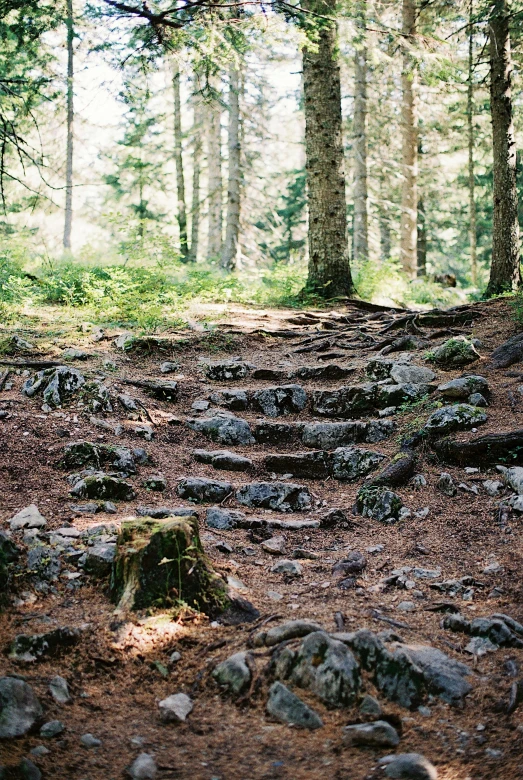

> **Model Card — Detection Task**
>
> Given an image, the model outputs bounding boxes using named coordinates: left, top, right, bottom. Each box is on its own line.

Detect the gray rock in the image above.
left=411, top=474, right=427, bottom=488
left=160, top=361, right=178, bottom=374
left=292, top=364, right=354, bottom=380
left=0, top=677, right=43, bottom=738
left=264, top=450, right=330, bottom=479
left=11, top=334, right=34, bottom=351
left=136, top=506, right=197, bottom=519
left=311, top=384, right=377, bottom=418
left=212, top=652, right=251, bottom=695
left=128, top=752, right=157, bottom=779
left=483, top=479, right=503, bottom=496
left=30, top=746, right=50, bottom=756
left=442, top=613, right=523, bottom=648
left=187, top=413, right=254, bottom=445
left=177, top=477, right=232, bottom=503
left=253, top=619, right=324, bottom=647
left=437, top=375, right=489, bottom=399
left=359, top=693, right=382, bottom=718
left=81, top=732, right=102, bottom=747
left=49, top=675, right=71, bottom=704
left=204, top=360, right=254, bottom=380
left=332, top=551, right=366, bottom=577
left=266, top=681, right=323, bottom=729
left=142, top=475, right=167, bottom=491
left=274, top=631, right=360, bottom=707
left=158, top=692, right=193, bottom=723
left=193, top=449, right=252, bottom=471
left=40, top=719, right=64, bottom=738
left=205, top=507, right=247, bottom=530
left=497, top=465, right=523, bottom=494
left=192, top=399, right=210, bottom=411
left=262, top=535, right=286, bottom=555
left=236, top=482, right=311, bottom=512
left=70, top=473, right=136, bottom=501
left=424, top=404, right=487, bottom=434
left=22, top=366, right=85, bottom=408
left=60, top=441, right=137, bottom=475
left=401, top=644, right=472, bottom=705
left=436, top=472, right=457, bottom=496
left=254, top=421, right=303, bottom=444
left=377, top=383, right=432, bottom=408
left=209, top=388, right=249, bottom=411
left=390, top=364, right=436, bottom=385
left=9, top=627, right=82, bottom=663
left=381, top=752, right=438, bottom=779
left=17, top=758, right=42, bottom=780
left=468, top=392, right=488, bottom=407
left=343, top=720, right=400, bottom=747
left=301, top=419, right=394, bottom=449
left=252, top=384, right=307, bottom=417
left=62, top=348, right=90, bottom=360
left=270, top=559, right=303, bottom=576
left=27, top=546, right=61, bottom=583
left=10, top=504, right=46, bottom=530
left=114, top=332, right=135, bottom=350
left=83, top=544, right=116, bottom=577
left=331, top=446, right=385, bottom=481
left=118, top=393, right=139, bottom=412
left=355, top=487, right=405, bottom=524
left=430, top=336, right=480, bottom=367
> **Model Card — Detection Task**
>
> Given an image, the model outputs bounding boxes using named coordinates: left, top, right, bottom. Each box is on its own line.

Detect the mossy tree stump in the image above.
left=110, top=515, right=229, bottom=614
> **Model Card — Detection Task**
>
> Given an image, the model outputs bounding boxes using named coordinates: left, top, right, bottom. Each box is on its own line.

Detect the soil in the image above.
left=1, top=297, right=523, bottom=780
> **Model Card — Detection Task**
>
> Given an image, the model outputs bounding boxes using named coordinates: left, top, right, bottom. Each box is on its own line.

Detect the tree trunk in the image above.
left=173, top=63, right=189, bottom=261
left=400, top=0, right=418, bottom=279
left=303, top=0, right=354, bottom=298
left=352, top=0, right=368, bottom=265
left=221, top=65, right=241, bottom=271
left=417, top=196, right=427, bottom=276
left=189, top=95, right=202, bottom=263
left=486, top=0, right=521, bottom=296
left=468, top=0, right=477, bottom=287
left=63, top=0, right=74, bottom=251
left=207, top=86, right=223, bottom=261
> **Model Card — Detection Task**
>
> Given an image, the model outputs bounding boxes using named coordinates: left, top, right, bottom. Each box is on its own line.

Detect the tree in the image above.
left=400, top=0, right=418, bottom=278
left=352, top=0, right=368, bottom=264
left=221, top=64, right=241, bottom=270
left=189, top=91, right=203, bottom=263
left=63, top=0, right=74, bottom=250
left=485, top=0, right=521, bottom=296
left=302, top=0, right=354, bottom=297
left=467, top=0, right=477, bottom=286
left=206, top=79, right=223, bottom=261
left=173, top=62, right=189, bottom=260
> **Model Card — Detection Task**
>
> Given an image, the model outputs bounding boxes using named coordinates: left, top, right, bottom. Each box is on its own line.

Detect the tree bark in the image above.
left=189, top=95, right=202, bottom=263
left=352, top=0, right=368, bottom=265
left=417, top=196, right=427, bottom=276
left=486, top=0, right=521, bottom=296
left=221, top=65, right=241, bottom=270
left=63, top=0, right=74, bottom=250
left=173, top=63, right=189, bottom=260
left=400, top=0, right=418, bottom=279
left=206, top=85, right=223, bottom=261
left=303, top=0, right=354, bottom=298
left=468, top=0, right=477, bottom=287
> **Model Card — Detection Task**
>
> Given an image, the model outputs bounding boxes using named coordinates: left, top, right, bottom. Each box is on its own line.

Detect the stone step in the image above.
left=176, top=477, right=312, bottom=512
left=203, top=360, right=355, bottom=383
left=264, top=446, right=386, bottom=481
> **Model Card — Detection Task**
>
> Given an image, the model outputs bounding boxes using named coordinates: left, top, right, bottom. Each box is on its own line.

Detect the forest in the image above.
left=2, top=2, right=523, bottom=780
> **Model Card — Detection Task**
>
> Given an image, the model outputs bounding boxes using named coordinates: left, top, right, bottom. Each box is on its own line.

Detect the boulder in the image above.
left=143, top=475, right=167, bottom=491
left=236, top=482, right=311, bottom=512
left=158, top=692, right=193, bottom=723
left=9, top=627, right=82, bottom=663
left=429, top=337, right=480, bottom=367
left=301, top=420, right=394, bottom=449
left=84, top=543, right=116, bottom=577
left=193, top=449, right=252, bottom=471
left=0, top=677, right=43, bottom=738
left=49, top=676, right=71, bottom=705
left=270, top=559, right=303, bottom=576
left=264, top=451, right=330, bottom=479
left=497, top=465, right=523, bottom=494
left=311, top=384, right=377, bottom=418
left=342, top=720, right=400, bottom=748
left=390, top=364, right=436, bottom=385
left=205, top=507, right=247, bottom=530
left=204, top=361, right=254, bottom=380
left=213, top=651, right=251, bottom=695
left=22, top=366, right=85, bottom=407
left=266, top=681, right=323, bottom=729
left=331, top=446, right=385, bottom=481
left=424, top=404, right=487, bottom=434
left=436, top=473, right=456, bottom=497
left=187, top=413, right=254, bottom=445
left=252, top=620, right=324, bottom=647
left=70, top=473, right=136, bottom=501
left=292, top=365, right=355, bottom=380
left=380, top=753, right=438, bottom=780
left=355, top=487, right=406, bottom=524
left=490, top=332, right=523, bottom=368
left=59, top=441, right=137, bottom=475
left=177, top=477, right=232, bottom=503
left=437, top=375, right=489, bottom=399
left=209, top=389, right=249, bottom=411
left=252, top=384, right=307, bottom=417
left=9, top=504, right=46, bottom=530
left=110, top=515, right=228, bottom=613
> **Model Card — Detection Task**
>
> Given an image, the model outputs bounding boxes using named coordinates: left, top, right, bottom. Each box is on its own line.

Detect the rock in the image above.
left=292, top=548, right=318, bottom=560
left=332, top=551, right=366, bottom=577
left=270, top=559, right=302, bottom=576
left=209, top=389, right=249, bottom=411
left=81, top=733, right=102, bottom=747
left=490, top=332, right=523, bottom=368
left=465, top=636, right=498, bottom=656
left=311, top=384, right=376, bottom=417
left=343, top=720, right=400, bottom=748
left=355, top=487, right=406, bottom=524
left=438, top=375, right=489, bottom=399
left=261, top=536, right=286, bottom=555
left=371, top=451, right=416, bottom=488
left=252, top=619, right=324, bottom=647
left=377, top=383, right=432, bottom=408
left=204, top=360, right=254, bottom=380
left=136, top=506, right=197, bottom=519
left=22, top=366, right=85, bottom=407
left=424, top=404, right=487, bottom=434
left=274, top=631, right=360, bottom=707
left=252, top=384, right=307, bottom=417
left=27, top=546, right=61, bottom=584
left=483, top=479, right=503, bottom=496
left=205, top=507, right=247, bottom=530
left=114, top=332, right=135, bottom=350
left=436, top=472, right=457, bottom=496
left=40, top=719, right=64, bottom=738
left=468, top=392, right=488, bottom=406
left=62, top=347, right=90, bottom=360
left=158, top=692, right=193, bottom=723
left=118, top=393, right=139, bottom=412
left=254, top=422, right=303, bottom=444
left=127, top=379, right=178, bottom=402
left=359, top=693, right=382, bottom=718
left=292, top=364, right=355, bottom=380
left=390, top=364, right=436, bottom=385
left=212, top=651, right=251, bottom=695
left=110, top=515, right=228, bottom=613
left=30, top=745, right=49, bottom=756
left=49, top=676, right=71, bottom=705
left=0, top=677, right=43, bottom=738
left=430, top=337, right=480, bottom=367
left=401, top=644, right=472, bottom=705
left=143, top=475, right=167, bottom=491
left=70, top=473, right=136, bottom=501
left=264, top=451, right=330, bottom=479
left=301, top=420, right=395, bottom=449
left=177, top=477, right=232, bottom=503
left=160, top=361, right=178, bottom=374
left=497, top=465, right=523, bottom=494
left=84, top=544, right=116, bottom=577
left=9, top=627, right=82, bottom=663
left=192, top=399, right=210, bottom=411
left=11, top=334, right=34, bottom=351
left=187, top=413, right=254, bottom=445
left=331, top=446, right=385, bottom=480
left=381, top=753, right=438, bottom=780
left=193, top=449, right=252, bottom=471
left=128, top=752, right=157, bottom=779
left=319, top=508, right=350, bottom=528
left=442, top=613, right=523, bottom=648
left=236, top=482, right=311, bottom=512
left=17, top=758, right=42, bottom=780
left=266, top=681, right=323, bottom=729
left=60, top=441, right=137, bottom=475
left=219, top=596, right=260, bottom=626
left=9, top=505, right=46, bottom=530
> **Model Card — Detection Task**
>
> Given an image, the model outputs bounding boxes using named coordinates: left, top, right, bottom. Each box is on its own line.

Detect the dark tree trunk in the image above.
left=189, top=93, right=202, bottom=263
left=221, top=65, right=241, bottom=270
left=486, top=0, right=521, bottom=296
left=303, top=0, right=354, bottom=298
left=417, top=196, right=427, bottom=276
left=63, top=0, right=74, bottom=250
left=400, top=0, right=418, bottom=279
left=352, top=0, right=368, bottom=265
left=468, top=0, right=477, bottom=286
left=173, top=63, right=189, bottom=260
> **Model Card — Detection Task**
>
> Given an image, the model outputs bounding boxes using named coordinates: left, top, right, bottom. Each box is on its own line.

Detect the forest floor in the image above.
left=1, top=296, right=523, bottom=780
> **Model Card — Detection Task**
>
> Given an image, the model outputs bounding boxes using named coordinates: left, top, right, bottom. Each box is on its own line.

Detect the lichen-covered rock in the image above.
left=9, top=627, right=82, bottom=663
left=331, top=447, right=385, bottom=481
left=177, top=477, right=232, bottom=503
left=9, top=504, right=46, bottom=530
left=70, top=474, right=136, bottom=501
left=187, top=413, right=254, bottom=445
left=389, top=364, right=436, bottom=385
left=209, top=389, right=249, bottom=411
left=343, top=720, right=400, bottom=748
left=252, top=620, right=323, bottom=647
left=205, top=507, right=247, bottom=530
left=266, top=681, right=323, bottom=729
left=193, top=449, right=252, bottom=471
left=264, top=451, right=331, bottom=479
left=376, top=383, right=432, bottom=408
left=110, top=515, right=228, bottom=613
left=301, top=420, right=394, bottom=449
left=254, top=422, right=303, bottom=444
left=84, top=544, right=116, bottom=577
left=355, top=486, right=406, bottom=524
left=213, top=651, right=252, bottom=695
left=0, top=677, right=43, bottom=738
left=252, top=384, right=307, bottom=417
left=424, top=404, right=487, bottom=434
left=437, top=375, right=489, bottom=399
left=236, top=482, right=311, bottom=512
left=311, top=384, right=377, bottom=418
left=22, top=366, right=85, bottom=408
left=429, top=336, right=480, bottom=367
left=204, top=361, right=254, bottom=381
left=292, top=364, right=354, bottom=380
left=59, top=441, right=137, bottom=475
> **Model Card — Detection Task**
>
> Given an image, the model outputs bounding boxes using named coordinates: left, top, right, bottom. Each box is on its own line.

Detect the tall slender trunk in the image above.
left=400, top=0, right=418, bottom=278
left=303, top=0, right=354, bottom=297
left=468, top=0, right=477, bottom=287
left=63, top=0, right=74, bottom=250
left=221, top=65, right=241, bottom=270
left=417, top=196, right=427, bottom=276
left=207, top=84, right=223, bottom=261
left=189, top=96, right=202, bottom=263
left=173, top=63, right=188, bottom=260
left=353, top=0, right=368, bottom=264
left=486, top=0, right=521, bottom=296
